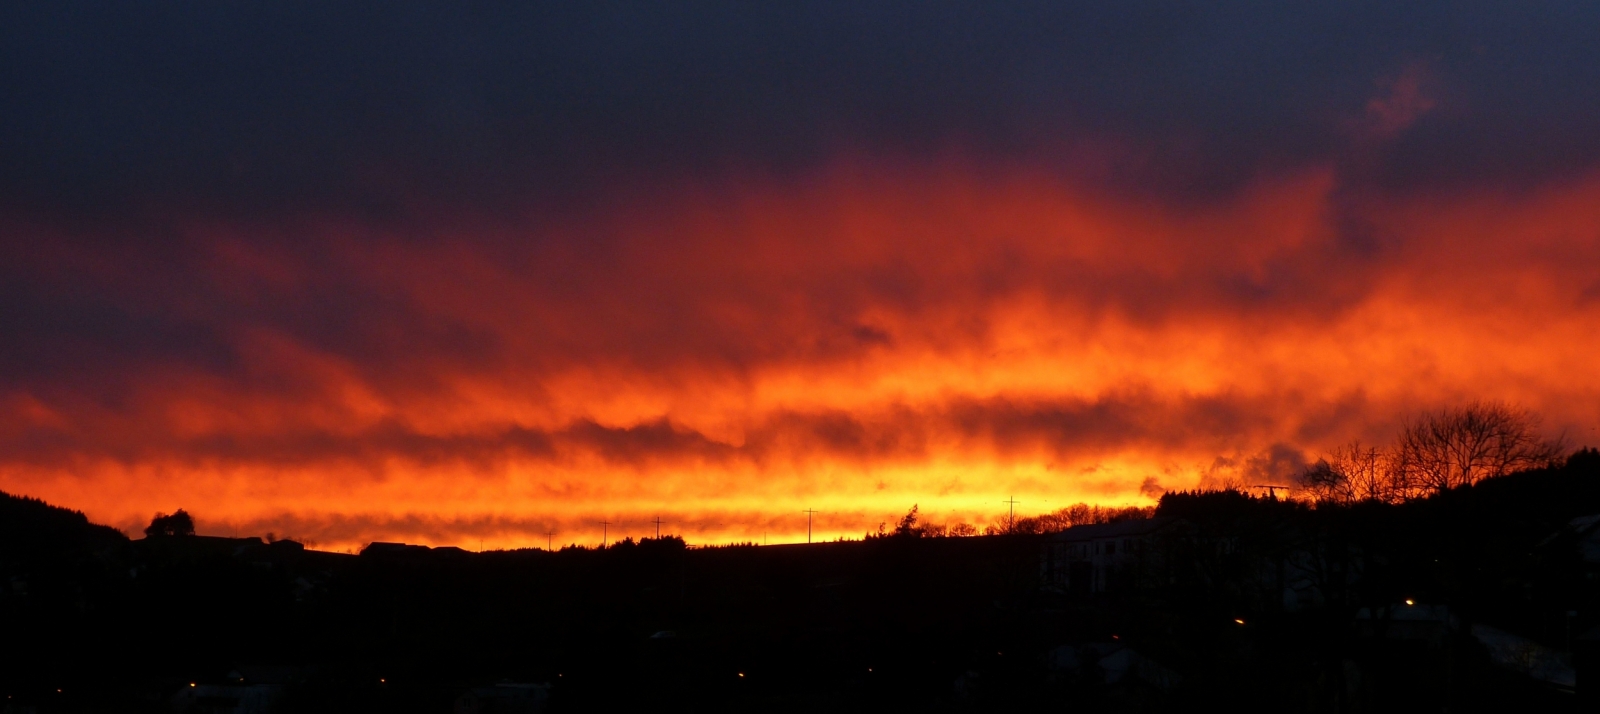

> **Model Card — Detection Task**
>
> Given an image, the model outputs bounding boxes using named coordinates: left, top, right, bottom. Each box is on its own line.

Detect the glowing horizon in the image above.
left=4, top=160, right=1598, bottom=551
left=4, top=5, right=1599, bottom=552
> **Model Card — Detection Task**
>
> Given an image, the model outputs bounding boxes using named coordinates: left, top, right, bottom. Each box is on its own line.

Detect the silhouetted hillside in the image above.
left=0, top=489, right=126, bottom=568
left=4, top=454, right=1599, bottom=712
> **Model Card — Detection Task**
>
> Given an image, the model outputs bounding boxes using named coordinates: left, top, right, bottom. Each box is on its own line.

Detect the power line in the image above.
left=802, top=508, right=819, bottom=544
left=1252, top=484, right=1292, bottom=500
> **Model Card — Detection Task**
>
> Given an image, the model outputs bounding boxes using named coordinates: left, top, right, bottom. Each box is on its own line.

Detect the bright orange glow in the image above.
left=2, top=160, right=1598, bottom=551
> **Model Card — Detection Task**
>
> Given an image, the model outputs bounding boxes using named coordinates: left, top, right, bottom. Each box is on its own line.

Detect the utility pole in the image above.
left=546, top=530, right=555, bottom=551
left=600, top=520, right=611, bottom=548
left=1003, top=496, right=1021, bottom=529
left=802, top=508, right=819, bottom=543
left=653, top=516, right=664, bottom=539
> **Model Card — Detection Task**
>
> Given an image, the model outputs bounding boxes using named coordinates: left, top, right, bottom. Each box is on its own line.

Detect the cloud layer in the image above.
left=3, top=3, right=1599, bottom=548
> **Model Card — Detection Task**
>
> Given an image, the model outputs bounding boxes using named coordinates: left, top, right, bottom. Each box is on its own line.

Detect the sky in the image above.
left=3, top=2, right=1600, bottom=549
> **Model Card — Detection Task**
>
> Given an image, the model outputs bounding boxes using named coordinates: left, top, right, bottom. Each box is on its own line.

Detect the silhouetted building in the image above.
left=1577, top=626, right=1600, bottom=704
left=361, top=542, right=433, bottom=557
left=453, top=682, right=549, bottom=714
left=1041, top=518, right=1174, bottom=595
left=1569, top=513, right=1600, bottom=572
left=1472, top=624, right=1575, bottom=690
left=169, top=666, right=304, bottom=714
left=137, top=535, right=267, bottom=562
left=1354, top=603, right=1459, bottom=646
left=1556, top=514, right=1600, bottom=699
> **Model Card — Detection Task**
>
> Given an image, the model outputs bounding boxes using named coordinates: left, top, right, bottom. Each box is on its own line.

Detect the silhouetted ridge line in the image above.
left=4, top=454, right=1600, bottom=709
left=0, top=489, right=127, bottom=564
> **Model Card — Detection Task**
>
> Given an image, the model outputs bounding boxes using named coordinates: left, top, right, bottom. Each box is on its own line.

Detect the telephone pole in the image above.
left=599, top=520, right=611, bottom=548
left=802, top=508, right=819, bottom=543
left=546, top=530, right=555, bottom=551
left=1003, top=496, right=1021, bottom=531
left=653, top=516, right=664, bottom=539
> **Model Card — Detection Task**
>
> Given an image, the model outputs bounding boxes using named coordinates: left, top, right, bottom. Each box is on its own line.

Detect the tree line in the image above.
left=881, top=401, right=1571, bottom=539
left=126, top=401, right=1574, bottom=549
left=1301, top=400, right=1568, bottom=504
left=873, top=501, right=1156, bottom=539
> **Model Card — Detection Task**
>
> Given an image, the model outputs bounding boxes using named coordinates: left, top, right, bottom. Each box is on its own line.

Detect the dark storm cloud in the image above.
left=0, top=215, right=504, bottom=397
left=4, top=1, right=1600, bottom=217
left=0, top=389, right=1368, bottom=472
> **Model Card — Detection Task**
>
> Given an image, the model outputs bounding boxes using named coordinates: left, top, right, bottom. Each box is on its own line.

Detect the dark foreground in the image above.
left=6, top=454, right=1600, bottom=712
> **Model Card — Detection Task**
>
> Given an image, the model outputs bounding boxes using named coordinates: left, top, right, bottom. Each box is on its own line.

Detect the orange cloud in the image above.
left=2, top=160, right=1598, bottom=550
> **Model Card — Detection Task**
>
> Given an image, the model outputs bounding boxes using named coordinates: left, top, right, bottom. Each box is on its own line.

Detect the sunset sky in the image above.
left=3, top=3, right=1599, bottom=549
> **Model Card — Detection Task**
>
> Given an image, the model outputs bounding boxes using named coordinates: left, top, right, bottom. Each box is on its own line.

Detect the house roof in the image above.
left=361, top=541, right=431, bottom=555
left=1047, top=517, right=1175, bottom=542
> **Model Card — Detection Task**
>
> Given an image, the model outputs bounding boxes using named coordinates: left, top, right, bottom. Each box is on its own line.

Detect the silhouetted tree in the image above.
left=1305, top=441, right=1399, bottom=503
left=1395, top=401, right=1566, bottom=495
left=1569, top=446, right=1600, bottom=470
left=874, top=504, right=978, bottom=538
left=1026, top=502, right=1155, bottom=532
left=894, top=504, right=921, bottom=537
left=1304, top=405, right=1568, bottom=504
left=144, top=509, right=195, bottom=538
left=1302, top=459, right=1342, bottom=501
left=1006, top=516, right=1043, bottom=534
